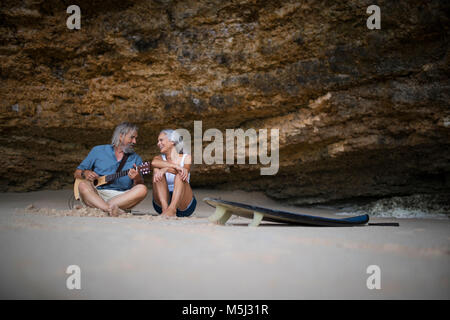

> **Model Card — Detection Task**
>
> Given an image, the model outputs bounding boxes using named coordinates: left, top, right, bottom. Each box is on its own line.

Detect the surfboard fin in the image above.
left=249, top=211, right=264, bottom=227
left=208, top=205, right=232, bottom=225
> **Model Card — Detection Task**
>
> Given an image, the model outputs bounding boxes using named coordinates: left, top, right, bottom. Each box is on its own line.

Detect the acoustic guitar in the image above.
left=73, top=162, right=151, bottom=200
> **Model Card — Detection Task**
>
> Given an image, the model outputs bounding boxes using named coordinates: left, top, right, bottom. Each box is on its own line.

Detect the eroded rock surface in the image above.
left=1, top=0, right=449, bottom=207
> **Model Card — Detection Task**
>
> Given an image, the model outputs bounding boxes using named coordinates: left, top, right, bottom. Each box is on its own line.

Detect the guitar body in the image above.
left=73, top=162, right=150, bottom=201
left=73, top=176, right=108, bottom=200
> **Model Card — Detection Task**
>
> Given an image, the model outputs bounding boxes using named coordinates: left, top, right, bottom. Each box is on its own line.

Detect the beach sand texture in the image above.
left=0, top=189, right=449, bottom=299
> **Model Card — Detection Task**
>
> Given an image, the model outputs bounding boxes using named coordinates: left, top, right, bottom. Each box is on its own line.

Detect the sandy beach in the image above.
left=0, top=189, right=448, bottom=300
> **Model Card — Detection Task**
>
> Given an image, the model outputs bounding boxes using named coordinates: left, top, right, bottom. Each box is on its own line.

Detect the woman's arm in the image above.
left=152, top=154, right=192, bottom=181
left=151, top=155, right=182, bottom=171
left=178, top=154, right=191, bottom=181
left=182, top=154, right=191, bottom=172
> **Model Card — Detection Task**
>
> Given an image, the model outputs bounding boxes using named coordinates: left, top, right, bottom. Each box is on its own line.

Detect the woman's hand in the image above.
left=176, top=166, right=189, bottom=182
left=153, top=167, right=167, bottom=183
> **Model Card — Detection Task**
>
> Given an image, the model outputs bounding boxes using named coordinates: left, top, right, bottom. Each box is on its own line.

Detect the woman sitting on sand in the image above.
left=151, top=129, right=197, bottom=217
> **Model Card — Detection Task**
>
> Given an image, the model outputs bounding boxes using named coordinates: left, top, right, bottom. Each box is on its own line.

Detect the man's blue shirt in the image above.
left=77, top=145, right=143, bottom=191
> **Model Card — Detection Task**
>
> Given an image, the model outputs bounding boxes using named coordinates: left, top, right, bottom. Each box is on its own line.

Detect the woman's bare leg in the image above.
left=163, top=174, right=193, bottom=216
left=152, top=174, right=170, bottom=212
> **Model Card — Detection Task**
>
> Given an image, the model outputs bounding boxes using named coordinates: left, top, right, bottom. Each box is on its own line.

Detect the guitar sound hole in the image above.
left=93, top=180, right=98, bottom=186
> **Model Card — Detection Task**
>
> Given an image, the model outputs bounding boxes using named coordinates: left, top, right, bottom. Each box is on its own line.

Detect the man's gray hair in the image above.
left=111, top=122, right=138, bottom=147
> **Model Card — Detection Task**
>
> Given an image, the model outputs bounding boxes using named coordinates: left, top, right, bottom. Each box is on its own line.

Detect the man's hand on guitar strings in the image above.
left=128, top=164, right=139, bottom=180
left=84, top=170, right=99, bottom=182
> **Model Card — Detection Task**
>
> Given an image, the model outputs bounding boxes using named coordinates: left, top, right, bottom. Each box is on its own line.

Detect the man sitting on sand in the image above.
left=73, top=122, right=148, bottom=216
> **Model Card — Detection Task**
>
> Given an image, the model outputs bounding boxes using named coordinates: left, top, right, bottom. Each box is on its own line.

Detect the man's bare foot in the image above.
left=108, top=204, right=118, bottom=217
left=107, top=204, right=125, bottom=217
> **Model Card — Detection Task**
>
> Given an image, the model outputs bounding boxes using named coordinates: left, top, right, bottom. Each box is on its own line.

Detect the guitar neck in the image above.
left=106, top=169, right=131, bottom=183
left=103, top=162, right=150, bottom=184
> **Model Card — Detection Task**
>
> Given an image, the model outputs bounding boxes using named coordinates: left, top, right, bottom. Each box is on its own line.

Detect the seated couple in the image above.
left=73, top=122, right=196, bottom=217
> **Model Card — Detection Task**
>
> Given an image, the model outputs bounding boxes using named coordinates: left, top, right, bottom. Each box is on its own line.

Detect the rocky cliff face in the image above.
left=1, top=0, right=449, bottom=208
